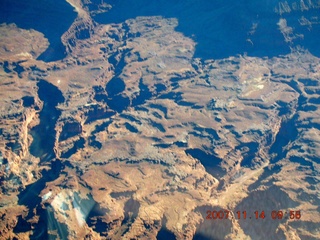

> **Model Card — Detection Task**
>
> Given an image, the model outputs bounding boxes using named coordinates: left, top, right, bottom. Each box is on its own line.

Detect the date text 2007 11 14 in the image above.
left=206, top=210, right=301, bottom=220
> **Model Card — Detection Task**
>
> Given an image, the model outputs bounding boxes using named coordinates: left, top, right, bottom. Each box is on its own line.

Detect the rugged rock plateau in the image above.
left=0, top=0, right=320, bottom=239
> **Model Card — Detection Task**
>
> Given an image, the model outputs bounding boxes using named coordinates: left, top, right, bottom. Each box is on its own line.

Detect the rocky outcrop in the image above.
left=1, top=1, right=320, bottom=239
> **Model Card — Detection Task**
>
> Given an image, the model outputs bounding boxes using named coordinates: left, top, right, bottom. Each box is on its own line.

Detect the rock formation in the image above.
left=0, top=0, right=319, bottom=239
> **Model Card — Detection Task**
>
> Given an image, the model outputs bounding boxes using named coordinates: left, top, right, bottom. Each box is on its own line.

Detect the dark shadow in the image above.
left=185, top=148, right=224, bottom=178
left=29, top=80, right=64, bottom=162
left=157, top=228, right=176, bottom=240
left=0, top=0, right=77, bottom=62
left=156, top=216, right=176, bottom=240
left=91, top=0, right=296, bottom=59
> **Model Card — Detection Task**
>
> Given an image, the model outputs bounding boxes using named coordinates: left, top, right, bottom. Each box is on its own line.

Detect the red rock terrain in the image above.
left=0, top=0, right=320, bottom=239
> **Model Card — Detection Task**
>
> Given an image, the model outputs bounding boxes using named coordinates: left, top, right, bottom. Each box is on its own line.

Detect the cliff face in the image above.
left=0, top=1, right=320, bottom=239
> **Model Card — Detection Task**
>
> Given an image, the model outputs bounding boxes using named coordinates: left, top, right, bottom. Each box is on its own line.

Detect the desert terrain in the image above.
left=0, top=0, right=320, bottom=239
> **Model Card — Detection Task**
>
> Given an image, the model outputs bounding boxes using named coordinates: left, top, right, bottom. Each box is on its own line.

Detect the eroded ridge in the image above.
left=0, top=0, right=320, bottom=239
